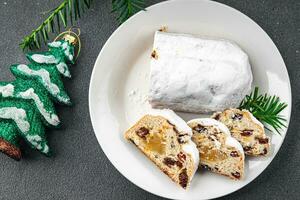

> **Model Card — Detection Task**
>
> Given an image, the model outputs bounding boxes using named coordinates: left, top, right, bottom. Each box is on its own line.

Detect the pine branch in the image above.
left=20, top=0, right=92, bottom=50
left=112, top=0, right=145, bottom=24
left=239, top=87, right=288, bottom=134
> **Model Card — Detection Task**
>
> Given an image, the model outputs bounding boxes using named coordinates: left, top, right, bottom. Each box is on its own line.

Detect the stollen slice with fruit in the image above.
left=188, top=118, right=245, bottom=180
left=125, top=109, right=199, bottom=189
left=212, top=108, right=270, bottom=156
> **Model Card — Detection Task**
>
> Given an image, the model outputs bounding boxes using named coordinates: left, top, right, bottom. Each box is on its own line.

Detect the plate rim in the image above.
left=88, top=0, right=292, bottom=199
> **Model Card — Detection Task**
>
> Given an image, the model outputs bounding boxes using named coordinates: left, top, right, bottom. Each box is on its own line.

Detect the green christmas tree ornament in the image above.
left=0, top=28, right=81, bottom=160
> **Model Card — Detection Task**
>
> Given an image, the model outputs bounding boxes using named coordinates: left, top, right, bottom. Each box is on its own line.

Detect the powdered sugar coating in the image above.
left=149, top=109, right=192, bottom=135
left=149, top=31, right=253, bottom=113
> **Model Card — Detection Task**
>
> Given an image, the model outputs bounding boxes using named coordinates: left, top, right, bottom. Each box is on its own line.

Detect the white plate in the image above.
left=89, top=0, right=291, bottom=199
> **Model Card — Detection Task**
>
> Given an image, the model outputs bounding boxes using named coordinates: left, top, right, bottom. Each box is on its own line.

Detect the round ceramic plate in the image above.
left=89, top=0, right=291, bottom=199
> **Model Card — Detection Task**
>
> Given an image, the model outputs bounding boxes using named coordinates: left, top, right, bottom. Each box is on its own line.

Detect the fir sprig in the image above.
left=20, top=0, right=92, bottom=50
left=239, top=87, right=288, bottom=134
left=112, top=0, right=145, bottom=24
left=20, top=0, right=146, bottom=50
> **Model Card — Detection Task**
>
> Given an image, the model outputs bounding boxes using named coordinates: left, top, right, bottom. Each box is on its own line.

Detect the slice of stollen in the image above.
left=212, top=108, right=270, bottom=156
left=125, top=109, right=199, bottom=189
left=188, top=118, right=245, bottom=180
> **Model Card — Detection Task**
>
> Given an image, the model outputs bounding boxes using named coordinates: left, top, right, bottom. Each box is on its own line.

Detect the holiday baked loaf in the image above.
left=125, top=109, right=199, bottom=189
left=149, top=31, right=253, bottom=113
left=212, top=108, right=270, bottom=156
left=188, top=118, right=244, bottom=180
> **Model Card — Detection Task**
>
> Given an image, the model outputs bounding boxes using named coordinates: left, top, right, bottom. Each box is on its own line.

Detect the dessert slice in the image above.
left=188, top=118, right=244, bottom=180
left=125, top=109, right=199, bottom=189
left=212, top=108, right=270, bottom=156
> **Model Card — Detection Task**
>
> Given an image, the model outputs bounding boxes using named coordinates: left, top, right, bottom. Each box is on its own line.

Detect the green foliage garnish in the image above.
left=20, top=0, right=92, bottom=50
left=20, top=0, right=146, bottom=50
left=239, top=87, right=288, bottom=134
left=112, top=0, right=145, bottom=24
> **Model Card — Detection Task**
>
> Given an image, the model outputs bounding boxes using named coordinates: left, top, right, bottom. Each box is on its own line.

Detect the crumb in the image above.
left=142, top=95, right=148, bottom=103
left=158, top=26, right=168, bottom=32
left=128, top=89, right=136, bottom=96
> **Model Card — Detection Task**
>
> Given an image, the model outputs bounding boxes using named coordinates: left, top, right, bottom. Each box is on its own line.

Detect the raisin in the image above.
left=257, top=137, right=269, bottom=144
left=264, top=148, right=268, bottom=154
left=260, top=148, right=268, bottom=155
left=202, top=165, right=212, bottom=171
left=177, top=152, right=186, bottom=162
left=208, top=136, right=215, bottom=141
left=230, top=151, right=239, bottom=157
left=232, top=113, right=243, bottom=120
left=177, top=134, right=188, bottom=144
left=193, top=124, right=206, bottom=133
left=214, top=167, right=219, bottom=171
left=135, top=127, right=149, bottom=138
left=177, top=138, right=184, bottom=144
left=244, top=146, right=252, bottom=152
left=163, top=157, right=176, bottom=167
left=176, top=161, right=183, bottom=168
left=241, top=130, right=253, bottom=136
left=179, top=169, right=188, bottom=188
left=151, top=50, right=158, bottom=59
left=213, top=114, right=220, bottom=120
left=231, top=172, right=241, bottom=179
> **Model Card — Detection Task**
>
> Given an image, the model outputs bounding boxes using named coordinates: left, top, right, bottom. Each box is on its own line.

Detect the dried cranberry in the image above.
left=179, top=169, right=188, bottom=188
left=135, top=127, right=149, bottom=138
left=241, top=130, right=253, bottom=136
left=232, top=113, right=243, bottom=120
left=230, top=151, right=239, bottom=157
left=177, top=152, right=186, bottom=162
left=193, top=124, right=206, bottom=133
left=231, top=172, right=241, bottom=179
left=163, top=157, right=176, bottom=167
left=257, top=137, right=269, bottom=144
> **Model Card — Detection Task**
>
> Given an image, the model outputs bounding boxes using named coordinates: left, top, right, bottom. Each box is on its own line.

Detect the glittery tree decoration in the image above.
left=0, top=38, right=76, bottom=160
